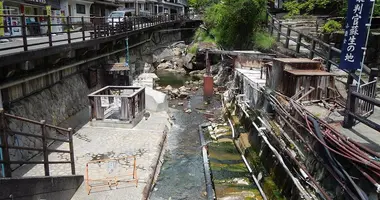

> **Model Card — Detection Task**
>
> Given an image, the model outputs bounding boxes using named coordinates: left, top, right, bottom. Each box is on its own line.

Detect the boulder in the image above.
left=179, top=92, right=189, bottom=98
left=144, top=87, right=169, bottom=112
left=143, top=62, right=155, bottom=73
left=172, top=57, right=185, bottom=68
left=155, top=48, right=174, bottom=62
left=184, top=53, right=194, bottom=63
left=165, top=85, right=173, bottom=91
left=172, top=89, right=180, bottom=96
left=157, top=62, right=172, bottom=70
left=179, top=86, right=188, bottom=92
left=185, top=62, right=194, bottom=70
left=173, top=48, right=182, bottom=56
left=189, top=70, right=201, bottom=76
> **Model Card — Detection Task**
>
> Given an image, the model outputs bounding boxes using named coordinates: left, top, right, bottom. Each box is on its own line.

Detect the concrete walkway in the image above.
left=12, top=111, right=171, bottom=200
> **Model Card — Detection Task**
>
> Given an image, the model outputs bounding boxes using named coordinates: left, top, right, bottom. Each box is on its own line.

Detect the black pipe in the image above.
left=307, top=116, right=368, bottom=200
left=198, top=123, right=215, bottom=200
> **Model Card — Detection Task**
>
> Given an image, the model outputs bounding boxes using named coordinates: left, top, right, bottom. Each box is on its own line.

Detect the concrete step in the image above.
left=0, top=175, right=83, bottom=200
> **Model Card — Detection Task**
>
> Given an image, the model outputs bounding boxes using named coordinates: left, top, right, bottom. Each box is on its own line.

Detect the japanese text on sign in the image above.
left=339, top=0, right=371, bottom=70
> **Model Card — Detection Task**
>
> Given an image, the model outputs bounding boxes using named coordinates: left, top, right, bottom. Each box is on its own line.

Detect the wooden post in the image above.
left=309, top=39, right=316, bottom=59
left=0, top=109, right=11, bottom=177
left=270, top=17, right=274, bottom=35
left=343, top=86, right=356, bottom=128
left=111, top=18, right=114, bottom=35
left=285, top=26, right=291, bottom=48
left=296, top=34, right=302, bottom=53
left=142, top=88, right=145, bottom=110
left=41, top=120, right=49, bottom=176
left=93, top=23, right=97, bottom=39
left=67, top=16, right=71, bottom=44
left=21, top=14, right=28, bottom=51
left=120, top=97, right=128, bottom=121
left=68, top=128, right=75, bottom=175
left=326, top=45, right=332, bottom=71
left=132, top=96, right=136, bottom=119
left=123, top=17, right=127, bottom=32
left=277, top=22, right=282, bottom=42
left=369, top=68, right=379, bottom=82
left=81, top=16, right=85, bottom=41
left=47, top=15, right=53, bottom=46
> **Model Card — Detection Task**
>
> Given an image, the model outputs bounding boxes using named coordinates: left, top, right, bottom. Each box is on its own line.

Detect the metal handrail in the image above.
left=267, top=12, right=374, bottom=75
left=0, top=111, right=75, bottom=177
left=0, top=13, right=188, bottom=53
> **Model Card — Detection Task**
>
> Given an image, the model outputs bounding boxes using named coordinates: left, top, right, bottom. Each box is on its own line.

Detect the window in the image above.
left=76, top=4, right=86, bottom=14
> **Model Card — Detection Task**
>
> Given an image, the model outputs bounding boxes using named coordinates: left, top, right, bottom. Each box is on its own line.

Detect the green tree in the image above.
left=204, top=0, right=267, bottom=49
left=284, top=0, right=380, bottom=17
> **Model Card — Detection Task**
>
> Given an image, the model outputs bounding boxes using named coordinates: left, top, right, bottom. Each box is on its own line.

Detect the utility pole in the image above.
left=135, top=0, right=138, bottom=16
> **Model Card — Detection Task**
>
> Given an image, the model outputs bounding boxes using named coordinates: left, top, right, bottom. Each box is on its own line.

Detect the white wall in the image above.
left=68, top=0, right=93, bottom=22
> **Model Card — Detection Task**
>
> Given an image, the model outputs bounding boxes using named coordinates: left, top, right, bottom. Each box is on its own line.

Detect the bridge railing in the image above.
left=0, top=13, right=185, bottom=53
left=0, top=110, right=75, bottom=177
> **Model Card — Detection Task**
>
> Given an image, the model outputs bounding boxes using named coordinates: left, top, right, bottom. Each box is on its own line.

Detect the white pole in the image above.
left=357, top=0, right=376, bottom=92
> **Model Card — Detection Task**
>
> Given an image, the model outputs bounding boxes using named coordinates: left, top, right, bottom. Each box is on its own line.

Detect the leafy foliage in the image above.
left=203, top=0, right=267, bottom=49
left=188, top=0, right=219, bottom=12
left=252, top=31, right=276, bottom=50
left=284, top=0, right=380, bottom=17
left=321, top=20, right=342, bottom=33
left=188, top=43, right=199, bottom=54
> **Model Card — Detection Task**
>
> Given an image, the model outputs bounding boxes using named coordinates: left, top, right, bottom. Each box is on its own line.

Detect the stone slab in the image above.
left=12, top=111, right=171, bottom=200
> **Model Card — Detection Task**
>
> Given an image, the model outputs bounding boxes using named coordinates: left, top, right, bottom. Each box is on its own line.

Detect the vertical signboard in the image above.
left=46, top=5, right=51, bottom=32
left=339, top=0, right=372, bottom=70
left=0, top=1, right=4, bottom=37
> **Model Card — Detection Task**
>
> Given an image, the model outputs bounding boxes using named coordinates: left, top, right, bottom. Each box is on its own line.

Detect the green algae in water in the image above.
left=208, top=141, right=261, bottom=199
left=263, top=178, right=285, bottom=200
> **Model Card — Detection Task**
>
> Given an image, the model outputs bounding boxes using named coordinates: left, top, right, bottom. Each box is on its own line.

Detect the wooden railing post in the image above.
left=270, top=17, right=274, bottom=35
left=343, top=86, right=356, bottom=128
left=111, top=18, right=114, bottom=35
left=142, top=89, right=145, bottom=110
left=47, top=15, right=53, bottom=46
left=369, top=68, right=379, bottom=82
left=133, top=17, right=136, bottom=30
left=123, top=17, right=127, bottom=32
left=68, top=128, right=75, bottom=175
left=285, top=26, right=291, bottom=48
left=41, top=120, right=49, bottom=176
left=21, top=14, right=28, bottom=51
left=277, top=21, right=282, bottom=42
left=326, top=45, right=333, bottom=72
left=67, top=16, right=71, bottom=44
left=0, top=110, right=12, bottom=177
left=296, top=34, right=302, bottom=53
left=132, top=96, right=136, bottom=119
left=309, top=39, right=316, bottom=59
left=81, top=16, right=85, bottom=41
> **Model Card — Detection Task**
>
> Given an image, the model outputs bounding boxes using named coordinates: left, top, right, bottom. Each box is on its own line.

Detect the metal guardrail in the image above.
left=0, top=110, right=75, bottom=177
left=343, top=86, right=380, bottom=131
left=267, top=12, right=376, bottom=76
left=358, top=80, right=377, bottom=117
left=0, top=13, right=189, bottom=53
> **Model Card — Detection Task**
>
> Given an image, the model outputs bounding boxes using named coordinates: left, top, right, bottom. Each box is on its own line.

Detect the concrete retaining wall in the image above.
left=0, top=175, right=83, bottom=200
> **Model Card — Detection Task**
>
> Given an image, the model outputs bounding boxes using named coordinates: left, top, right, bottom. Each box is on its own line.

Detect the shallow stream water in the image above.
left=150, top=90, right=219, bottom=200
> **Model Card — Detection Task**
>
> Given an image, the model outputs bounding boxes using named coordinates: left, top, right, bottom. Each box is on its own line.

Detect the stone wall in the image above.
left=6, top=72, right=103, bottom=170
